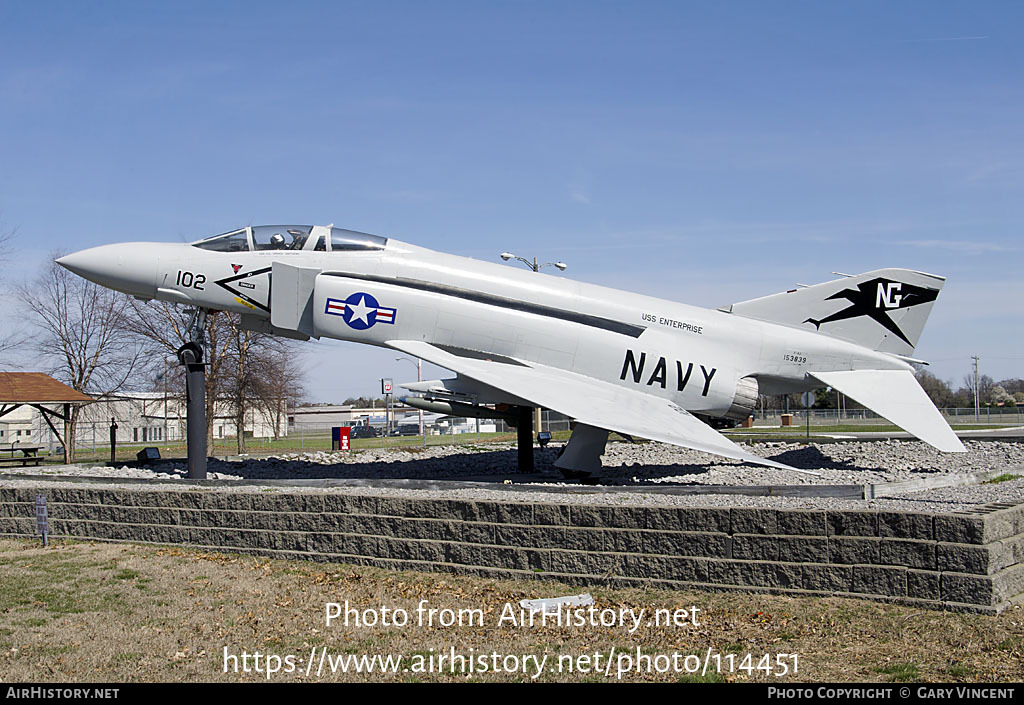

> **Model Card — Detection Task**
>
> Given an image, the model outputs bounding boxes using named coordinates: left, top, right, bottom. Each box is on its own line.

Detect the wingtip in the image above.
left=944, top=437, right=968, bottom=453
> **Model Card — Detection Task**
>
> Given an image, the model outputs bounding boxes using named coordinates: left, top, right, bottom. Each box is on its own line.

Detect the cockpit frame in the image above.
left=192, top=225, right=388, bottom=253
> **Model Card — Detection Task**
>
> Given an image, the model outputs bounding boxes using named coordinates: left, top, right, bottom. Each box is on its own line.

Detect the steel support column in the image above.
left=516, top=405, right=534, bottom=473
left=177, top=342, right=207, bottom=480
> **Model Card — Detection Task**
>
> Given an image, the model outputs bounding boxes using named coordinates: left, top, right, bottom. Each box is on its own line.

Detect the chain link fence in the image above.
left=752, top=406, right=1023, bottom=426
left=282, top=411, right=576, bottom=452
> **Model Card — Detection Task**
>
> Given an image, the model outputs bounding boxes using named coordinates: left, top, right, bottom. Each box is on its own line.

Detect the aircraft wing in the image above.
left=387, top=339, right=792, bottom=470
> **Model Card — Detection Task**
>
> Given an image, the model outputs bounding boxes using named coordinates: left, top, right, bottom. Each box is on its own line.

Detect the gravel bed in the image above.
left=2, top=439, right=1023, bottom=514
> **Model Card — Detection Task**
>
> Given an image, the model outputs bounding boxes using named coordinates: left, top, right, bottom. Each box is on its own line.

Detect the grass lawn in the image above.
left=0, top=539, right=1021, bottom=683
left=32, top=421, right=1022, bottom=466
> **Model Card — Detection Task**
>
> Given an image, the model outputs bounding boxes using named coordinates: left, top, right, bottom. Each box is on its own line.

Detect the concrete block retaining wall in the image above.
left=1, top=485, right=1022, bottom=613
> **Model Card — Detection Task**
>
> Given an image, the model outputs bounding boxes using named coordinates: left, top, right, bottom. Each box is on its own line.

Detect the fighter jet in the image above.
left=56, top=224, right=964, bottom=475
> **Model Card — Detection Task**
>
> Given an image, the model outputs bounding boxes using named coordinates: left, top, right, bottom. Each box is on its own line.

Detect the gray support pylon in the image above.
left=177, top=341, right=207, bottom=480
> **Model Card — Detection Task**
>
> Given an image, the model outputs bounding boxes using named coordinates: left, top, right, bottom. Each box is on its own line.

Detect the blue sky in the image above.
left=1, top=1, right=1021, bottom=401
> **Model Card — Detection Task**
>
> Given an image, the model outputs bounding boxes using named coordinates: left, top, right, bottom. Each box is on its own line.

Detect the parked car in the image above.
left=350, top=425, right=381, bottom=439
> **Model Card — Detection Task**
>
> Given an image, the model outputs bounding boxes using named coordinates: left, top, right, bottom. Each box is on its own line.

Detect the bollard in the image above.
left=34, top=494, right=48, bottom=548
left=109, top=417, right=118, bottom=465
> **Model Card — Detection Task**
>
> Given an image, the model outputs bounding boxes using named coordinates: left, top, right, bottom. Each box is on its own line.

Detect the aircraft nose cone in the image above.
left=55, top=250, right=98, bottom=278
left=56, top=244, right=159, bottom=298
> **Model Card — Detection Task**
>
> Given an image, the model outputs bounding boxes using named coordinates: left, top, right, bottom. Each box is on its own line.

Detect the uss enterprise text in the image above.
left=641, top=313, right=703, bottom=334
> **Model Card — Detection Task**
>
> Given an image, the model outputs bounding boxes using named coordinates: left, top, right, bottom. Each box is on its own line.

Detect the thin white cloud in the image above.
left=899, top=239, right=1014, bottom=254
left=361, top=189, right=442, bottom=204
left=569, top=185, right=591, bottom=205
left=964, top=163, right=1007, bottom=183
left=903, top=36, right=990, bottom=42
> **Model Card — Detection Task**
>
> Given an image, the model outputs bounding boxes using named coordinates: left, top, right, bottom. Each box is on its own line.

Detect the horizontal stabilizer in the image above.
left=809, top=369, right=965, bottom=452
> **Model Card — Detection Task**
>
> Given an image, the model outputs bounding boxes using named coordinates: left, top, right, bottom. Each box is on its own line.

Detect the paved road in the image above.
left=729, top=426, right=1024, bottom=442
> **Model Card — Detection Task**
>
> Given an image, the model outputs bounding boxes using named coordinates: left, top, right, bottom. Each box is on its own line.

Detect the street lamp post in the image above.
left=499, top=252, right=567, bottom=274
left=498, top=252, right=567, bottom=442
left=395, top=356, right=424, bottom=442
left=163, top=357, right=172, bottom=448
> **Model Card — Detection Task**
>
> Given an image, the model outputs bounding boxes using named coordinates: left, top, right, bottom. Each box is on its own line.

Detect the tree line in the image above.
left=758, top=369, right=1023, bottom=412
left=913, top=369, right=1022, bottom=409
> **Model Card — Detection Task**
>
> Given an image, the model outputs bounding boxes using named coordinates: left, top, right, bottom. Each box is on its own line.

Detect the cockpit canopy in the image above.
left=192, top=225, right=388, bottom=253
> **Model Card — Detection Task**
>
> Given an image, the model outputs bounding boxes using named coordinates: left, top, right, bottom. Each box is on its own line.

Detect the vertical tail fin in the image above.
left=725, top=269, right=945, bottom=356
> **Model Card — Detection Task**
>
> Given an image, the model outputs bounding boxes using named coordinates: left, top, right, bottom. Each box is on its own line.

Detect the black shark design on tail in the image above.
left=804, top=278, right=939, bottom=347
left=726, top=268, right=945, bottom=355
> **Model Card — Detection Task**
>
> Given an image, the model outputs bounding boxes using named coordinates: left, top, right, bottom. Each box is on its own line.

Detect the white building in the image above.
left=289, top=404, right=419, bottom=431
left=13, top=392, right=287, bottom=451
left=288, top=404, right=354, bottom=429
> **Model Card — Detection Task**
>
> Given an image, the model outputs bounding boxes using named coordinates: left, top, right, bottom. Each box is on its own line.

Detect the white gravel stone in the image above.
left=3, top=439, right=1023, bottom=514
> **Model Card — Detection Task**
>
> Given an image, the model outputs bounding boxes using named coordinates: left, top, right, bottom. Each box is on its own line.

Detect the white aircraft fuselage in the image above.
left=57, top=224, right=963, bottom=472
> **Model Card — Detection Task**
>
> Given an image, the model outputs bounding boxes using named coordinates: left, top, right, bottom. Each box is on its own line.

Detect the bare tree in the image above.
left=343, top=396, right=386, bottom=408
left=223, top=318, right=259, bottom=454
left=0, top=219, right=23, bottom=364
left=123, top=300, right=235, bottom=447
left=251, top=346, right=306, bottom=441
left=998, top=378, right=1024, bottom=396
left=960, top=373, right=995, bottom=406
left=20, top=257, right=143, bottom=461
left=914, top=369, right=955, bottom=408
left=124, top=301, right=306, bottom=451
left=221, top=317, right=306, bottom=453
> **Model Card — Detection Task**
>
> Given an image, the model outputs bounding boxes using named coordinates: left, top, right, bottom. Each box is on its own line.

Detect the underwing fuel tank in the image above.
left=402, top=396, right=518, bottom=423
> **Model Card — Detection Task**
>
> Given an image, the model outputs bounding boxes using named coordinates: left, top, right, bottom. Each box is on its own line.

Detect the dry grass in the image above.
left=0, top=538, right=1021, bottom=683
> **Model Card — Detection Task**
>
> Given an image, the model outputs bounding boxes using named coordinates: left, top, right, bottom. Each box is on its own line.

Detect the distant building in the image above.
left=288, top=404, right=418, bottom=431
left=349, top=405, right=417, bottom=428
left=288, top=405, right=353, bottom=429
left=6, top=391, right=286, bottom=451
